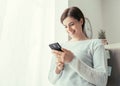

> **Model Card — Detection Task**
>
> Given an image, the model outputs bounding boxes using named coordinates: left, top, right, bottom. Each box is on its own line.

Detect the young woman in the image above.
left=48, top=6, right=108, bottom=86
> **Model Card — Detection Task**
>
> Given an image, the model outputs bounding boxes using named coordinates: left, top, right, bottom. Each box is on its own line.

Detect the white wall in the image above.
left=55, top=0, right=68, bottom=43
left=68, top=0, right=103, bottom=38
left=102, top=0, right=120, bottom=43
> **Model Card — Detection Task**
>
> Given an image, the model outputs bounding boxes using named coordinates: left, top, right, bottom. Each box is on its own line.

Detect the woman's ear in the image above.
left=79, top=18, right=83, bottom=25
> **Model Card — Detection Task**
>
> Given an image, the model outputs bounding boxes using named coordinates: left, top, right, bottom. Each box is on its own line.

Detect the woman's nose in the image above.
left=67, top=26, right=72, bottom=31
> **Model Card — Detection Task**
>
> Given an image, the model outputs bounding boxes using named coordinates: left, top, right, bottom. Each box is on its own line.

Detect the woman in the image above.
left=48, top=7, right=108, bottom=86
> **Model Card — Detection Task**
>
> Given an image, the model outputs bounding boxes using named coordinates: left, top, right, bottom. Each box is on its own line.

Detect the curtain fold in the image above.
left=0, top=0, right=54, bottom=86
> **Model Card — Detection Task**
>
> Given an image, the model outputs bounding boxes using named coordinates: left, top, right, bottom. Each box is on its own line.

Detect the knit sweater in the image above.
left=48, top=39, right=108, bottom=86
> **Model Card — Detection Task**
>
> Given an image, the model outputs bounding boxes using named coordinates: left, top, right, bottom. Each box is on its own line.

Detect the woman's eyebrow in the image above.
left=68, top=22, right=74, bottom=25
left=63, top=21, right=74, bottom=28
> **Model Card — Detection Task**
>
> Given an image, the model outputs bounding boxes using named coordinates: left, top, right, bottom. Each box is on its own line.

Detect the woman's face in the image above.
left=63, top=16, right=83, bottom=39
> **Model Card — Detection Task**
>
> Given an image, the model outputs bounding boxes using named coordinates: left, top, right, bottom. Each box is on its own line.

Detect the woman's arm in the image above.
left=69, top=42, right=108, bottom=86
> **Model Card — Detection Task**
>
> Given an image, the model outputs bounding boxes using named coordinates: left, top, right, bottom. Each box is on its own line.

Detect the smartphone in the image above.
left=49, top=42, right=62, bottom=51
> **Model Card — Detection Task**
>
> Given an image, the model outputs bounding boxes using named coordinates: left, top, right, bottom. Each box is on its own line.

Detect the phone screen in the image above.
left=49, top=42, right=62, bottom=51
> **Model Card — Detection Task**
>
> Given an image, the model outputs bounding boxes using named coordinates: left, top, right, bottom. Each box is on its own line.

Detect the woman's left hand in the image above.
left=52, top=48, right=74, bottom=64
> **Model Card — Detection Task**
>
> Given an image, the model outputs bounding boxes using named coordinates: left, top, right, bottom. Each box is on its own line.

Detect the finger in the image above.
left=52, top=51, right=61, bottom=57
left=61, top=48, right=69, bottom=52
left=56, top=57, right=61, bottom=62
left=56, top=58, right=63, bottom=64
left=57, top=54, right=60, bottom=58
left=57, top=62, right=64, bottom=65
left=52, top=53, right=59, bottom=58
left=56, top=59, right=59, bottom=63
left=61, top=56, right=64, bottom=63
left=56, top=56, right=64, bottom=63
left=57, top=63, right=64, bottom=70
left=57, top=66, right=63, bottom=70
left=57, top=64, right=64, bottom=69
left=57, top=62, right=62, bottom=66
left=52, top=50, right=62, bottom=55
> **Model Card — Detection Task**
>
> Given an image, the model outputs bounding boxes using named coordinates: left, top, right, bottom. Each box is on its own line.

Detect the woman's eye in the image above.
left=69, top=23, right=74, bottom=26
left=64, top=22, right=74, bottom=28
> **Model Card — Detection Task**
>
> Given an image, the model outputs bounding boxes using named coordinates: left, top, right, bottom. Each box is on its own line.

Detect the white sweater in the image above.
left=48, top=39, right=108, bottom=86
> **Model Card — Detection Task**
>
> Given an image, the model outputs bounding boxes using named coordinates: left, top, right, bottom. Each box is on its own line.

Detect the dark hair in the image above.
left=60, top=6, right=85, bottom=33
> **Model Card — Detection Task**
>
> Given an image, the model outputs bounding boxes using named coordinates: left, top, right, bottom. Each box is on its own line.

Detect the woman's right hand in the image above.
left=52, top=50, right=65, bottom=74
left=55, top=61, right=64, bottom=74
left=52, top=48, right=74, bottom=74
left=55, top=56, right=64, bottom=74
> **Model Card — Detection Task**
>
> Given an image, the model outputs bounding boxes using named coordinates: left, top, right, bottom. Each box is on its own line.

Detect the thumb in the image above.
left=61, top=48, right=68, bottom=52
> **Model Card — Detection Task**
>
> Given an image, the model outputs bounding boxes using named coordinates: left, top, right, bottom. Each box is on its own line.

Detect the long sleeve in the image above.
left=69, top=42, right=108, bottom=86
left=48, top=56, right=63, bottom=85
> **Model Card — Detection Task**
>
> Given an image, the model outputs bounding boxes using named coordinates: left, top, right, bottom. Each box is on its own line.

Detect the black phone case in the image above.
left=49, top=42, right=62, bottom=51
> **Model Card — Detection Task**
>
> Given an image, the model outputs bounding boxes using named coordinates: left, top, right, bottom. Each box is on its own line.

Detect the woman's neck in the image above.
left=70, top=37, right=88, bottom=41
left=70, top=33, right=88, bottom=41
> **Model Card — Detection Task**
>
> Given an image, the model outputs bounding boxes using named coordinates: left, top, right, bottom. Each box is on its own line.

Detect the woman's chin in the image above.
left=69, top=35, right=74, bottom=39
left=68, top=34, right=72, bottom=37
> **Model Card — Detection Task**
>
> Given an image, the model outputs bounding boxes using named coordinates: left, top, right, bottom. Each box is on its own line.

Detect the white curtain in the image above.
left=0, top=0, right=54, bottom=86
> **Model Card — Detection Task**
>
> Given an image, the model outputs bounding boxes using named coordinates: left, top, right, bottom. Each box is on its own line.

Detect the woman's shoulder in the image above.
left=90, top=39, right=101, bottom=43
left=90, top=39, right=102, bottom=45
left=89, top=39, right=104, bottom=49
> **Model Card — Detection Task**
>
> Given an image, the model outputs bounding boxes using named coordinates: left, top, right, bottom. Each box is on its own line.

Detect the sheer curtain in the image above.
left=0, top=0, right=54, bottom=86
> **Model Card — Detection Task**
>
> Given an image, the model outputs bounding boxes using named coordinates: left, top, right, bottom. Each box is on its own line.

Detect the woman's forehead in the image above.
left=63, top=17, right=77, bottom=25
